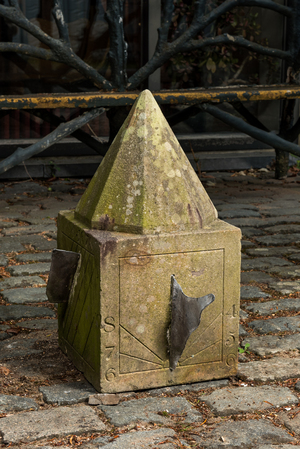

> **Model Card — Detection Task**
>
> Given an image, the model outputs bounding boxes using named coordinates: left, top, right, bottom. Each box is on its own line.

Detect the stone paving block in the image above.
left=245, top=298, right=300, bottom=316
left=3, top=224, right=56, bottom=236
left=227, top=216, right=300, bottom=228
left=246, top=247, right=300, bottom=257
left=278, top=408, right=300, bottom=436
left=0, top=219, right=18, bottom=229
left=0, top=304, right=55, bottom=321
left=0, top=336, right=42, bottom=359
left=40, top=381, right=97, bottom=405
left=0, top=255, right=8, bottom=267
left=268, top=266, right=300, bottom=278
left=242, top=334, right=300, bottom=356
left=265, top=224, right=300, bottom=234
left=15, top=252, right=52, bottom=263
left=263, top=208, right=300, bottom=218
left=249, top=316, right=300, bottom=334
left=1, top=287, right=47, bottom=304
left=201, top=386, right=298, bottom=415
left=240, top=286, right=270, bottom=300
left=0, top=405, right=105, bottom=444
left=255, top=234, right=300, bottom=246
left=241, top=240, right=256, bottom=248
left=237, top=357, right=300, bottom=381
left=0, top=325, right=10, bottom=341
left=241, top=271, right=274, bottom=284
left=19, top=319, right=58, bottom=330
left=0, top=393, right=38, bottom=413
left=240, top=227, right=266, bottom=238
left=241, top=257, right=293, bottom=270
left=269, top=281, right=300, bottom=294
left=0, top=237, right=26, bottom=253
left=99, top=397, right=202, bottom=427
left=0, top=275, right=46, bottom=290
left=195, top=419, right=295, bottom=448
left=147, top=379, right=229, bottom=396
left=219, top=210, right=261, bottom=219
left=258, top=446, right=300, bottom=449
left=87, top=428, right=178, bottom=449
left=7, top=262, right=51, bottom=276
left=239, top=325, right=249, bottom=337
left=288, top=253, right=300, bottom=262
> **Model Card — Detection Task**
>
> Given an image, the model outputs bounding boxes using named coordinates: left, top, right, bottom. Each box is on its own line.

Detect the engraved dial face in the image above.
left=119, top=250, right=224, bottom=374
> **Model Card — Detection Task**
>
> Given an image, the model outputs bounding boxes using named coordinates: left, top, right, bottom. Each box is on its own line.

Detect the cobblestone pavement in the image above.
left=1, top=170, right=300, bottom=448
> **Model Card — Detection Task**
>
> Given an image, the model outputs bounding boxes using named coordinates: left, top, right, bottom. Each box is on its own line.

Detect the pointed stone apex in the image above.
left=75, top=90, right=217, bottom=234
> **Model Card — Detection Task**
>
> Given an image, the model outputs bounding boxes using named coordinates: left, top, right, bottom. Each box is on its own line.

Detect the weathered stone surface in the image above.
left=87, top=428, right=177, bottom=449
left=0, top=255, right=8, bottom=267
left=227, top=216, right=300, bottom=228
left=15, top=252, right=52, bottom=263
left=241, top=271, right=274, bottom=284
left=242, top=334, right=300, bottom=356
left=0, top=276, right=46, bottom=290
left=240, top=227, right=266, bottom=237
left=219, top=210, right=261, bottom=219
left=40, top=381, right=97, bottom=405
left=7, top=262, right=51, bottom=276
left=237, top=357, right=300, bottom=381
left=255, top=234, right=300, bottom=246
left=3, top=223, right=56, bottom=236
left=201, top=386, right=298, bottom=415
left=0, top=219, right=18, bottom=229
left=246, top=247, right=300, bottom=257
left=239, top=325, right=249, bottom=337
left=1, top=287, right=47, bottom=304
left=245, top=298, right=300, bottom=316
left=99, top=397, right=202, bottom=426
left=196, top=419, right=295, bottom=447
left=147, top=379, right=229, bottom=396
left=278, top=408, right=300, bottom=436
left=0, top=305, right=55, bottom=321
left=0, top=393, right=38, bottom=413
left=240, top=286, right=270, bottom=300
left=265, top=224, right=300, bottom=234
left=0, top=405, right=105, bottom=444
left=269, top=281, right=300, bottom=294
left=263, top=209, right=300, bottom=218
left=242, top=257, right=293, bottom=270
left=89, top=393, right=120, bottom=405
left=268, top=266, right=300, bottom=278
left=0, top=237, right=26, bottom=253
left=0, top=336, right=42, bottom=359
left=241, top=240, right=256, bottom=248
left=75, top=90, right=218, bottom=233
left=249, top=316, right=300, bottom=334
left=19, top=319, right=58, bottom=330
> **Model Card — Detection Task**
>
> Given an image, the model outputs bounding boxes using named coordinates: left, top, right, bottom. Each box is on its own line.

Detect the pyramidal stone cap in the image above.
left=75, top=89, right=218, bottom=234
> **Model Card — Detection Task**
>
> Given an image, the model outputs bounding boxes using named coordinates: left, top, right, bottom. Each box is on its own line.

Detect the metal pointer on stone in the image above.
left=169, top=275, right=215, bottom=371
left=46, top=249, right=80, bottom=303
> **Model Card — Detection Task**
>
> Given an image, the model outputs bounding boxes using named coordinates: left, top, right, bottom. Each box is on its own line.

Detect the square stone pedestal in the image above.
left=57, top=210, right=241, bottom=393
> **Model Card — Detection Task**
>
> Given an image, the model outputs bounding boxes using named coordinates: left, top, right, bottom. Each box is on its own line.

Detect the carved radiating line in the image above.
left=120, top=325, right=163, bottom=363
left=185, top=312, right=222, bottom=348
left=82, top=317, right=94, bottom=355
left=180, top=339, right=222, bottom=363
left=119, top=352, right=162, bottom=366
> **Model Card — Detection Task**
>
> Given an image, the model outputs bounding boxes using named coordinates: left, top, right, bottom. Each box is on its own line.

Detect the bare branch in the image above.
left=0, top=42, right=60, bottom=62
left=183, top=34, right=292, bottom=62
left=105, top=0, right=127, bottom=89
left=52, top=0, right=70, bottom=45
left=200, top=102, right=300, bottom=158
left=0, top=108, right=106, bottom=175
left=128, top=0, right=293, bottom=89
left=156, top=0, right=174, bottom=53
left=0, top=4, right=112, bottom=90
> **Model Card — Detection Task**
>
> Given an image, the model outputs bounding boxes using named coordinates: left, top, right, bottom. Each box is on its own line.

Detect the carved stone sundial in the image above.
left=47, top=90, right=241, bottom=392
